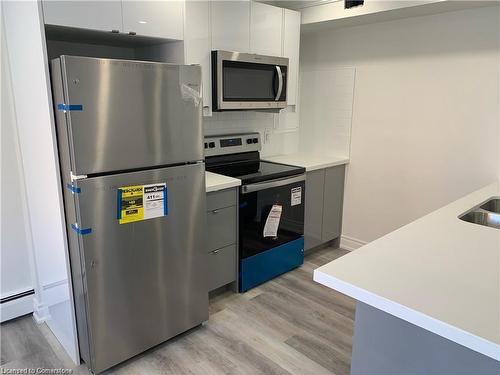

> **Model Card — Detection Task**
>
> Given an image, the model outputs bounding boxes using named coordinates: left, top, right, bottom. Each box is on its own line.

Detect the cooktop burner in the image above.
left=204, top=133, right=304, bottom=184
left=207, top=157, right=304, bottom=184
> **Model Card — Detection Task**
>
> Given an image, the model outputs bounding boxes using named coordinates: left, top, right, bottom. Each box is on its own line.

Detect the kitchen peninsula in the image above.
left=314, top=181, right=500, bottom=374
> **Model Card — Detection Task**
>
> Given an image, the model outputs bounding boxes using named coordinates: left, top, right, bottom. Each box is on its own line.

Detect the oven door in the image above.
left=212, top=50, right=288, bottom=111
left=239, top=175, right=305, bottom=260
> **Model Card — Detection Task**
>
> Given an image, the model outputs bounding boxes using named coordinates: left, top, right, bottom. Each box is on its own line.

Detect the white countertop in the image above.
left=264, top=153, right=349, bottom=172
left=314, top=181, right=500, bottom=360
left=205, top=171, right=241, bottom=193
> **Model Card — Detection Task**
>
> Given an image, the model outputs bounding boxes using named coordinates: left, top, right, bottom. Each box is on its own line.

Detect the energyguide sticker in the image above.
left=118, top=183, right=167, bottom=224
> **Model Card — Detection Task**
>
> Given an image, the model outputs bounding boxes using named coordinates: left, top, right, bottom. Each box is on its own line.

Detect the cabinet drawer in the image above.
left=207, top=205, right=237, bottom=251
left=207, top=188, right=237, bottom=211
left=208, top=244, right=237, bottom=291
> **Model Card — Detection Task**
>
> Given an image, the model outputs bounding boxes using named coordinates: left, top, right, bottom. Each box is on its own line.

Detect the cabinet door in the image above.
left=211, top=0, right=250, bottom=52
left=322, top=165, right=345, bottom=242
left=283, top=9, right=300, bottom=106
left=184, top=0, right=211, bottom=112
left=42, top=0, right=122, bottom=32
left=304, top=169, right=325, bottom=251
left=250, top=2, right=282, bottom=56
left=122, top=1, right=183, bottom=39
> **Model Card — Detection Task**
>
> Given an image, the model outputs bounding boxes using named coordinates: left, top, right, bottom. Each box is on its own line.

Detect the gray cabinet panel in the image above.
left=206, top=205, right=237, bottom=252
left=206, top=189, right=237, bottom=211
left=322, top=165, right=346, bottom=242
left=208, top=245, right=237, bottom=291
left=304, top=169, right=325, bottom=251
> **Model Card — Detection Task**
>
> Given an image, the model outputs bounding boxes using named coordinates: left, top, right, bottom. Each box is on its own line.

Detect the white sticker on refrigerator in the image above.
left=291, top=187, right=302, bottom=206
left=263, top=205, right=282, bottom=238
left=143, top=183, right=167, bottom=220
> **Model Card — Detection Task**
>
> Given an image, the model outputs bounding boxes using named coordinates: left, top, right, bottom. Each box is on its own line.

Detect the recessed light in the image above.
left=138, top=20, right=147, bottom=24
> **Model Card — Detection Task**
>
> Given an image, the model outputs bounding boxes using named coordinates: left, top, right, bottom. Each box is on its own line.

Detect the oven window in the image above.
left=223, top=61, right=287, bottom=102
left=239, top=181, right=304, bottom=259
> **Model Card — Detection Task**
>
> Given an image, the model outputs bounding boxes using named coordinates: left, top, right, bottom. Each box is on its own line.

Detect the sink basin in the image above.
left=480, top=198, right=500, bottom=214
left=459, top=210, right=500, bottom=229
left=459, top=197, right=500, bottom=229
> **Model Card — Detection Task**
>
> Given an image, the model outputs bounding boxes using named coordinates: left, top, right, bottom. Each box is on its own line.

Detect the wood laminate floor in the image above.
left=1, top=247, right=354, bottom=375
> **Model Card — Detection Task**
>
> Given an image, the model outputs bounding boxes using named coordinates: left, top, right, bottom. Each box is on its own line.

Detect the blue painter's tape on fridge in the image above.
left=66, top=183, right=81, bottom=194
left=57, top=103, right=83, bottom=111
left=116, top=188, right=122, bottom=220
left=71, top=223, right=92, bottom=235
left=163, top=186, right=168, bottom=216
left=239, top=237, right=304, bottom=292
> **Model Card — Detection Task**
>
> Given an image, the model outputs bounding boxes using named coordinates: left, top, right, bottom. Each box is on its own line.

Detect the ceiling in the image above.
left=257, top=0, right=338, bottom=11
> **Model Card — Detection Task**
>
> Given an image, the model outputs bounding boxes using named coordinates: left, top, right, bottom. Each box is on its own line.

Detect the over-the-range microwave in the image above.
left=212, top=50, right=289, bottom=111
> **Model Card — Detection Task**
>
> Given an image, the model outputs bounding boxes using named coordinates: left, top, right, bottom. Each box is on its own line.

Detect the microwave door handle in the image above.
left=275, top=65, right=283, bottom=101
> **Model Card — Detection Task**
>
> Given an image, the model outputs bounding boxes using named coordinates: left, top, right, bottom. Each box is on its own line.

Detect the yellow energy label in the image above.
left=117, top=183, right=167, bottom=224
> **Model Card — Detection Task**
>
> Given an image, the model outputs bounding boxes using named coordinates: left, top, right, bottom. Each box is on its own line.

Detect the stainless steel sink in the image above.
left=459, top=197, right=500, bottom=229
left=480, top=198, right=500, bottom=214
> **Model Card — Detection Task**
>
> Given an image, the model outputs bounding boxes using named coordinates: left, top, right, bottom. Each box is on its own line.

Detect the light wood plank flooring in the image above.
left=1, top=247, right=354, bottom=374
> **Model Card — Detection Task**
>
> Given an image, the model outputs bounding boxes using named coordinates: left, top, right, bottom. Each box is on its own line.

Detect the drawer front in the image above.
left=208, top=244, right=237, bottom=291
left=207, top=188, right=237, bottom=211
left=207, top=205, right=237, bottom=252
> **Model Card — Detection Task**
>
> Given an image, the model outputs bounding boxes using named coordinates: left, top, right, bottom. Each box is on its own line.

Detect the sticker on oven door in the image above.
left=291, top=187, right=302, bottom=206
left=263, top=204, right=282, bottom=238
left=118, top=183, right=167, bottom=224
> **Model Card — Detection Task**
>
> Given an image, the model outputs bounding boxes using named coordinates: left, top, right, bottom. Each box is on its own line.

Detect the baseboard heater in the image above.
left=0, top=289, right=34, bottom=304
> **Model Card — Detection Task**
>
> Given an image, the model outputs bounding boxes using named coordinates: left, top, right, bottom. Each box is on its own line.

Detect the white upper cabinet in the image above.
left=211, top=0, right=250, bottom=52
left=122, top=1, right=184, bottom=39
left=184, top=1, right=211, bottom=111
left=283, top=9, right=300, bottom=106
left=250, top=2, right=282, bottom=56
left=42, top=1, right=122, bottom=32
left=42, top=1, right=184, bottom=40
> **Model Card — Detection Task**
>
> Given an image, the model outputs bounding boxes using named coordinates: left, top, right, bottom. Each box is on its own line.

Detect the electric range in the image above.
left=205, top=132, right=305, bottom=292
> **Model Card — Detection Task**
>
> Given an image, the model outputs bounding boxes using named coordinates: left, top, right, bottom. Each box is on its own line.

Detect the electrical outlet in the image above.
left=264, top=129, right=271, bottom=144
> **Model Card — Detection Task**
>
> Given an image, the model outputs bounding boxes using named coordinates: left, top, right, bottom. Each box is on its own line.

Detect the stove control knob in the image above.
left=209, top=142, right=215, bottom=148
left=246, top=138, right=253, bottom=144
left=204, top=142, right=208, bottom=149
left=252, top=138, right=258, bottom=144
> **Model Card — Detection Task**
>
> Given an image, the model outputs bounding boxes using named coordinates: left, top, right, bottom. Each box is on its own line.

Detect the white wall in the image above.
left=300, top=6, right=500, bottom=247
left=1, top=19, right=34, bottom=310
left=3, top=0, right=79, bottom=362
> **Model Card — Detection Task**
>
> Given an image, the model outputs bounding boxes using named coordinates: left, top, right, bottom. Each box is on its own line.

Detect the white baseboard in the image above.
left=341, top=235, right=368, bottom=251
left=1, top=294, right=34, bottom=323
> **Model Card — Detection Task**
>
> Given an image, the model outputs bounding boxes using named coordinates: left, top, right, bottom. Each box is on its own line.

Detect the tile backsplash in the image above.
left=203, top=108, right=300, bottom=157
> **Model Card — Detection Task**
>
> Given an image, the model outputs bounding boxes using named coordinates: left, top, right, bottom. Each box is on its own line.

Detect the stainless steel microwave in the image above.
left=212, top=50, right=289, bottom=111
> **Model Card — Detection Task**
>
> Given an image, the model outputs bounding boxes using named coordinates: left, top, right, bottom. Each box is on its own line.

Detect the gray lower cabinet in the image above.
left=304, top=165, right=346, bottom=251
left=206, top=188, right=238, bottom=291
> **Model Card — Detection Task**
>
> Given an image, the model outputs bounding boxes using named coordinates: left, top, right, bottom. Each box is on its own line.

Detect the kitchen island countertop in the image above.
left=314, top=181, right=500, bottom=360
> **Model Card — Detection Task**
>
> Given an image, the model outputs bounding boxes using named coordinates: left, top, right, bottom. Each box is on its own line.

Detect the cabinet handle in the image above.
left=128, top=31, right=137, bottom=36
left=111, top=30, right=119, bottom=33
left=211, top=209, right=220, bottom=214
left=212, top=249, right=220, bottom=254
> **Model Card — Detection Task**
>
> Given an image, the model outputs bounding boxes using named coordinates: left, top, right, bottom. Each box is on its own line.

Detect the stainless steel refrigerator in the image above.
left=51, top=56, right=208, bottom=374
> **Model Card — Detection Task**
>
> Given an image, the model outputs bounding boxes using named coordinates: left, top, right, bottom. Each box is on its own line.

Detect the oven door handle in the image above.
left=242, top=174, right=305, bottom=194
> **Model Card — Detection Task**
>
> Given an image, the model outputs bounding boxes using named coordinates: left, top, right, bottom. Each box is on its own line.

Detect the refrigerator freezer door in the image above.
left=55, top=56, right=203, bottom=176
left=72, top=163, right=207, bottom=373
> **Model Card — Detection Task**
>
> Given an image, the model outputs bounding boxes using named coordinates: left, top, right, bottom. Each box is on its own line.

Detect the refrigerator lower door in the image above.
left=72, top=163, right=207, bottom=373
